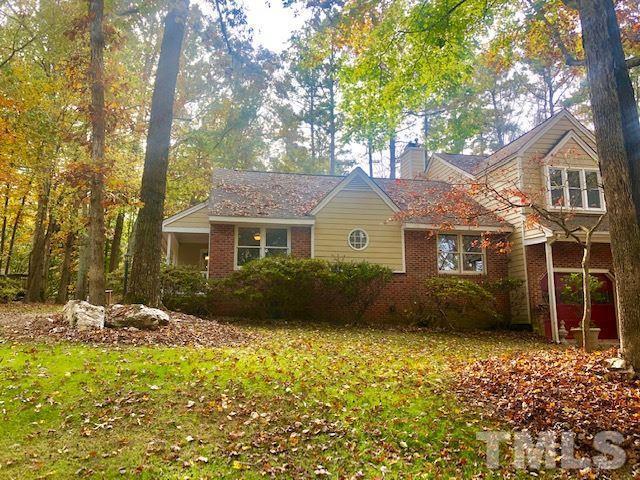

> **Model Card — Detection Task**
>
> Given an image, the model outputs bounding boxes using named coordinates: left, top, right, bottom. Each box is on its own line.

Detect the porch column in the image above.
left=545, top=240, right=560, bottom=343
left=165, top=233, right=173, bottom=265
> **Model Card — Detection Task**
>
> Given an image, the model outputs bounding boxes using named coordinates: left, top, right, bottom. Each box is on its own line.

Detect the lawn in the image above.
left=0, top=307, right=554, bottom=479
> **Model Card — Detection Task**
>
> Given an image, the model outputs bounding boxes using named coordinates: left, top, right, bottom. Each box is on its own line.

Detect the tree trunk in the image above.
left=25, top=176, right=51, bottom=302
left=126, top=0, right=189, bottom=306
left=87, top=0, right=107, bottom=306
left=42, top=215, right=58, bottom=297
left=0, top=183, right=9, bottom=272
left=328, top=46, right=337, bottom=175
left=56, top=230, right=76, bottom=304
left=581, top=239, right=592, bottom=351
left=367, top=138, right=373, bottom=177
left=577, top=0, right=640, bottom=371
left=5, top=189, right=28, bottom=275
left=389, top=135, right=396, bottom=179
left=108, top=209, right=124, bottom=273
left=75, top=229, right=89, bottom=301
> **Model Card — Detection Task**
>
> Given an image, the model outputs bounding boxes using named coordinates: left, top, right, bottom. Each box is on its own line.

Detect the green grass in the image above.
left=0, top=320, right=552, bottom=479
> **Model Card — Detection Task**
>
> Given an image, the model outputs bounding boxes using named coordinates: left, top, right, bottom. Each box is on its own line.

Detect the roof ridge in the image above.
left=213, top=167, right=345, bottom=178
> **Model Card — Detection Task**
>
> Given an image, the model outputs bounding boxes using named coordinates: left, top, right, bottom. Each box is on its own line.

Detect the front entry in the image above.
left=541, top=272, right=618, bottom=340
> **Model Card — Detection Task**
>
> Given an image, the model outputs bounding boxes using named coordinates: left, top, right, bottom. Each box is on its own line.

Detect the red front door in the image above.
left=554, top=273, right=618, bottom=340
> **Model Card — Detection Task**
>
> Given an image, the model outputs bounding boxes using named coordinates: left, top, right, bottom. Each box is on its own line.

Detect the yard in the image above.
left=0, top=304, right=634, bottom=479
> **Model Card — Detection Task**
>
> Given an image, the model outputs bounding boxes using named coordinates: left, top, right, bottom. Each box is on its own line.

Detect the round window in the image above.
left=348, top=228, right=369, bottom=250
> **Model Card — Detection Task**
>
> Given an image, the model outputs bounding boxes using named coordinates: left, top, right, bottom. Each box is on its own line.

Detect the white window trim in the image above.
left=545, top=166, right=606, bottom=213
left=347, top=228, right=369, bottom=251
left=234, top=225, right=291, bottom=269
left=437, top=233, right=487, bottom=275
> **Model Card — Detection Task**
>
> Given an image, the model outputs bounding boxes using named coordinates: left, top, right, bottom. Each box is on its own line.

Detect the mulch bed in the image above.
left=0, top=311, right=255, bottom=348
left=455, top=347, right=640, bottom=469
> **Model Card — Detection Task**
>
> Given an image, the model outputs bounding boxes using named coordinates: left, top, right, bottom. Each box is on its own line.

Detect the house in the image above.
left=162, top=109, right=617, bottom=341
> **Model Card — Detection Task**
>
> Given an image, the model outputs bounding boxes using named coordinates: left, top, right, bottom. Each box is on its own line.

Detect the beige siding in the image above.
left=314, top=177, right=404, bottom=271
left=521, top=119, right=598, bottom=203
left=471, top=158, right=530, bottom=323
left=425, top=158, right=468, bottom=183
left=167, top=205, right=209, bottom=229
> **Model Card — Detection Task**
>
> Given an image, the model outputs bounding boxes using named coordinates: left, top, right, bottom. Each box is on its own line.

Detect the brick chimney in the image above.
left=399, top=140, right=425, bottom=179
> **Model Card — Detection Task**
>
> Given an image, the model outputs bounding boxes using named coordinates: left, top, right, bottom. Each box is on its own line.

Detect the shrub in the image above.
left=220, top=257, right=392, bottom=322
left=419, top=277, right=500, bottom=330
left=0, top=276, right=23, bottom=303
left=160, top=265, right=210, bottom=315
left=325, top=261, right=393, bottom=322
left=221, top=257, right=332, bottom=319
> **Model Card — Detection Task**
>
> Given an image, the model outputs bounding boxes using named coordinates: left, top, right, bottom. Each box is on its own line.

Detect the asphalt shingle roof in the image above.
left=209, top=168, right=506, bottom=228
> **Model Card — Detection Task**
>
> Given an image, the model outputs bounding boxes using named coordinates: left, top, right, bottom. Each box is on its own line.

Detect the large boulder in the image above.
left=63, top=300, right=105, bottom=330
left=107, top=304, right=170, bottom=330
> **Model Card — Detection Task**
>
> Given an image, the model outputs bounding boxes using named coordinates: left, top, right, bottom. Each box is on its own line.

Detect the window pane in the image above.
left=266, top=228, right=287, bottom=248
left=463, top=235, right=482, bottom=253
left=348, top=229, right=368, bottom=250
left=438, top=234, right=458, bottom=253
left=567, top=170, right=581, bottom=188
left=585, top=171, right=599, bottom=189
left=551, top=188, right=564, bottom=206
left=438, top=252, right=459, bottom=272
left=549, top=169, right=563, bottom=187
left=265, top=247, right=288, bottom=257
left=463, top=253, right=484, bottom=272
left=587, top=189, right=602, bottom=209
left=237, top=247, right=260, bottom=266
left=569, top=187, right=583, bottom=207
left=238, top=227, right=260, bottom=246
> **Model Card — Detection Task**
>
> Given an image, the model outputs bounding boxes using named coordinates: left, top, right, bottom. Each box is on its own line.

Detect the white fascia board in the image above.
left=543, top=130, right=598, bottom=163
left=402, top=223, right=512, bottom=233
left=162, top=226, right=210, bottom=234
left=208, top=216, right=315, bottom=225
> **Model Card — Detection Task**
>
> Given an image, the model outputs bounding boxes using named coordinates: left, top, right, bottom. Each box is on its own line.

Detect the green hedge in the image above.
left=401, top=277, right=522, bottom=330
left=219, top=257, right=393, bottom=322
left=160, top=265, right=211, bottom=316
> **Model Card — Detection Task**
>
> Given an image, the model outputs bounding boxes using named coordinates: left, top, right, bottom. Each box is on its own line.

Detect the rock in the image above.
left=63, top=300, right=105, bottom=330
left=605, top=357, right=626, bottom=370
left=106, top=304, right=170, bottom=330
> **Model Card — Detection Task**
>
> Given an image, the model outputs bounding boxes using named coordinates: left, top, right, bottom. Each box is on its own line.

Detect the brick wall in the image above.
left=526, top=241, right=614, bottom=335
left=291, top=227, right=312, bottom=258
left=206, top=224, right=511, bottom=322
left=208, top=224, right=235, bottom=278
left=365, top=231, right=511, bottom=322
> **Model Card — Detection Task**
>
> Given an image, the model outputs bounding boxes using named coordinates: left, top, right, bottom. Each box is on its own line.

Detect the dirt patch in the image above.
left=0, top=308, right=255, bottom=348
left=454, top=348, right=640, bottom=468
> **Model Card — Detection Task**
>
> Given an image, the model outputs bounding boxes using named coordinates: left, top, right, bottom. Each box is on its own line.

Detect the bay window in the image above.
left=547, top=167, right=605, bottom=211
left=437, top=234, right=485, bottom=274
left=236, top=226, right=289, bottom=267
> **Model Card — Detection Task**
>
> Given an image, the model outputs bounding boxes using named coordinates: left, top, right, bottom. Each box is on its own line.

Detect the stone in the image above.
left=106, top=304, right=170, bottom=330
left=605, top=357, right=626, bottom=370
left=63, top=300, right=105, bottom=330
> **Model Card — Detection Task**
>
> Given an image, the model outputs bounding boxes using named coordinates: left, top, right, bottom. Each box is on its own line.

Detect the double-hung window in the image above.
left=437, top=234, right=485, bottom=274
left=547, top=167, right=605, bottom=211
left=236, top=227, right=289, bottom=267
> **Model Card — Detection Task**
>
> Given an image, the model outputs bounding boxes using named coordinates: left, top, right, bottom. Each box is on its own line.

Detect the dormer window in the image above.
left=547, top=167, right=605, bottom=211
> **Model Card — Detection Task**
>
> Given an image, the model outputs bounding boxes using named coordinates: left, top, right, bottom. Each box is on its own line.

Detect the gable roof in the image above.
left=310, top=167, right=400, bottom=215
left=475, top=109, right=595, bottom=175
left=209, top=168, right=506, bottom=228
left=431, top=153, right=487, bottom=175
left=430, top=110, right=596, bottom=178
